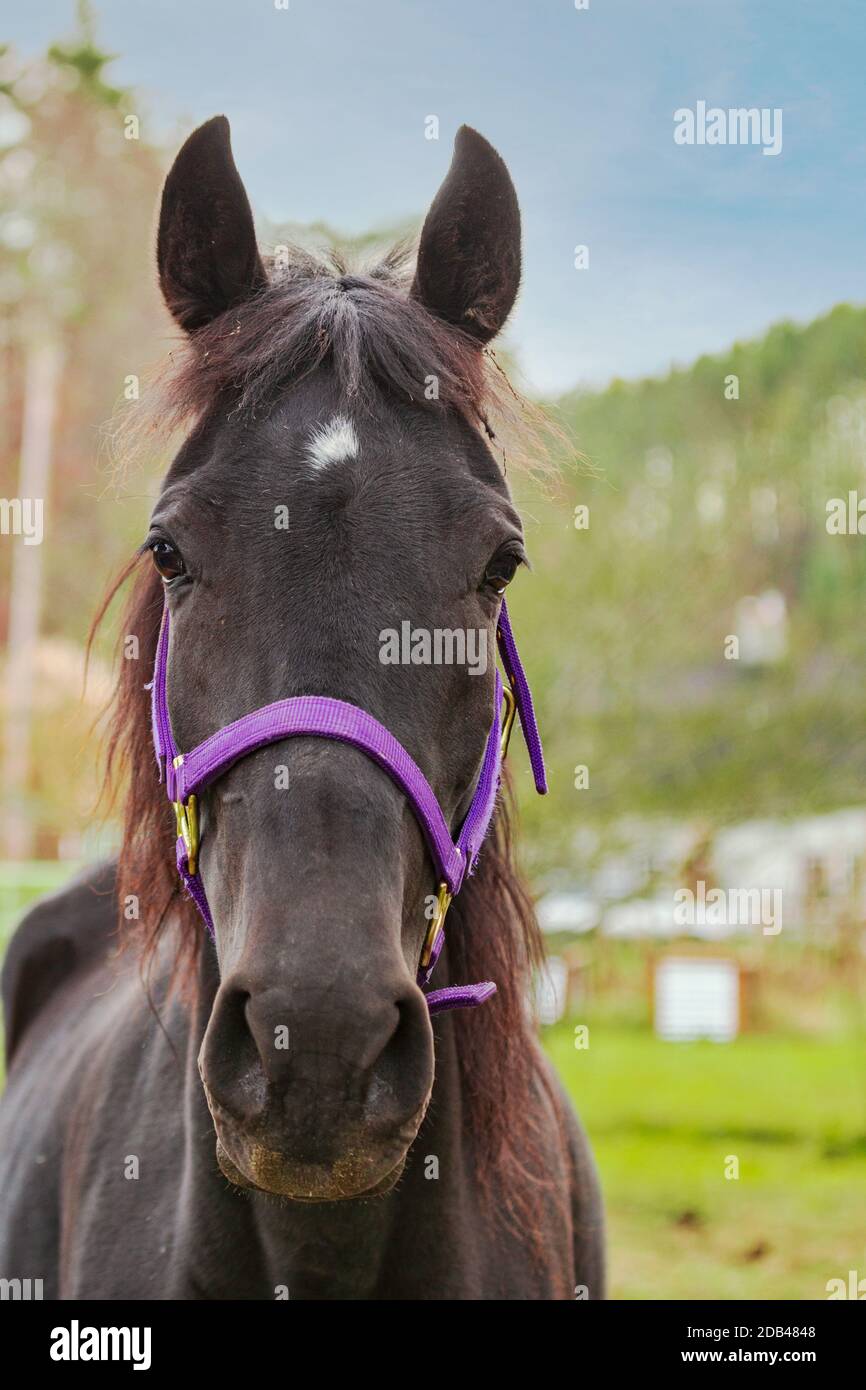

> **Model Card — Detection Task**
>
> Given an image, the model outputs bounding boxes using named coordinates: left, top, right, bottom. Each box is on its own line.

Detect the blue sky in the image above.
left=7, top=0, right=866, bottom=393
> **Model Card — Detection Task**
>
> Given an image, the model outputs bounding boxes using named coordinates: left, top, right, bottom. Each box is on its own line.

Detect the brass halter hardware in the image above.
left=172, top=755, right=199, bottom=876
left=420, top=880, right=453, bottom=970
left=500, top=682, right=517, bottom=761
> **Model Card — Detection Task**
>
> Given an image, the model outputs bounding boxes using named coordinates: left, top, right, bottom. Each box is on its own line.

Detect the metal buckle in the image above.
left=172, top=756, right=199, bottom=875
left=174, top=795, right=199, bottom=875
left=420, top=880, right=452, bottom=969
left=500, top=682, right=517, bottom=761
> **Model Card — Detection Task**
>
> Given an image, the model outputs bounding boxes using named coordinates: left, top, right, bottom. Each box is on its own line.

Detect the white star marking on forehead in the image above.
left=307, top=414, right=359, bottom=471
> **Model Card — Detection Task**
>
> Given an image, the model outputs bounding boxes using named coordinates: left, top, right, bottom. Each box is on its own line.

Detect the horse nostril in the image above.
left=364, top=989, right=433, bottom=1115
left=199, top=986, right=263, bottom=1122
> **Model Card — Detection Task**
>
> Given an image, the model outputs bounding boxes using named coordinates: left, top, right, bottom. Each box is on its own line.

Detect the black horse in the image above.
left=0, top=119, right=604, bottom=1299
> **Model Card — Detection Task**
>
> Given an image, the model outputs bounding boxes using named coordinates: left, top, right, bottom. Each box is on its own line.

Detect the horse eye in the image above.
left=150, top=540, right=185, bottom=582
left=483, top=549, right=522, bottom=596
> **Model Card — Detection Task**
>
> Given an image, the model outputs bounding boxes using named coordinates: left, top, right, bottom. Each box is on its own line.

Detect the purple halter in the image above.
left=151, top=598, right=546, bottom=1015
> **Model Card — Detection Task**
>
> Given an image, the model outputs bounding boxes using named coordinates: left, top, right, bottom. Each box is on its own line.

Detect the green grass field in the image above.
left=544, top=1022, right=866, bottom=1299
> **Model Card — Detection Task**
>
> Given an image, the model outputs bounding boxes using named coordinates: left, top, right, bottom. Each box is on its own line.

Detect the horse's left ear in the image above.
left=411, top=126, right=521, bottom=345
left=157, top=115, right=266, bottom=332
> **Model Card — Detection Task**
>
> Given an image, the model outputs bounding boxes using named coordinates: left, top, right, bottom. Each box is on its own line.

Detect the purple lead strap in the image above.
left=151, top=598, right=545, bottom=1013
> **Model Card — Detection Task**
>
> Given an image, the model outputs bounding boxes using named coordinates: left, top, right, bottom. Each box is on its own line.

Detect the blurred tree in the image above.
left=0, top=3, right=166, bottom=855
left=510, top=303, right=866, bottom=882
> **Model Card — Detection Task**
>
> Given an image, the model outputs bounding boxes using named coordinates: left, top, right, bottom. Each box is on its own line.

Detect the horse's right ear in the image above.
left=156, top=115, right=266, bottom=332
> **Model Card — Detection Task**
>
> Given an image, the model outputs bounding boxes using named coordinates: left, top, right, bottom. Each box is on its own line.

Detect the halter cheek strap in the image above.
left=150, top=599, right=546, bottom=1014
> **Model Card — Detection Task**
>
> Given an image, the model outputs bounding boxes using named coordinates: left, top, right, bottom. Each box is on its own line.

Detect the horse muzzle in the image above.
left=198, top=970, right=433, bottom=1200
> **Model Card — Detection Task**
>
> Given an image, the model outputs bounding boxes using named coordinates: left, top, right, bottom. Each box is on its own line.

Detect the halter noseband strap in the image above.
left=150, top=599, right=546, bottom=1015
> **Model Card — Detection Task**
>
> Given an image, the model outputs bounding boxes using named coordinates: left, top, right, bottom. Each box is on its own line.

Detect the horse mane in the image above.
left=96, top=243, right=567, bottom=1247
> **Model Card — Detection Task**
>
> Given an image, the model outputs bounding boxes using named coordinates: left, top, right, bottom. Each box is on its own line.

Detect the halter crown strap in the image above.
left=150, top=598, right=545, bottom=1014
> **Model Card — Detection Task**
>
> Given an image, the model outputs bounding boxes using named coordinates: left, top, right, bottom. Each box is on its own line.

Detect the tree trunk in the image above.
left=1, top=332, right=64, bottom=859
